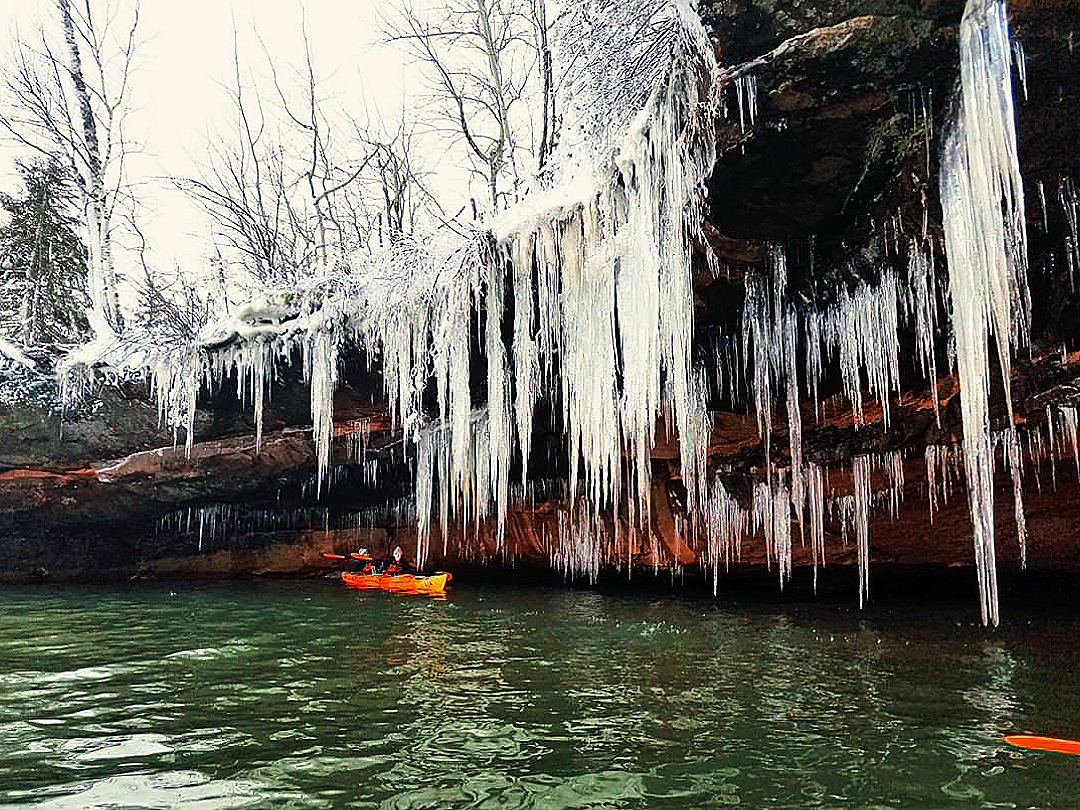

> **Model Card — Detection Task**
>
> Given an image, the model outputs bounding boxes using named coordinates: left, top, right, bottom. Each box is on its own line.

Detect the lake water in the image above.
left=1, top=577, right=1079, bottom=809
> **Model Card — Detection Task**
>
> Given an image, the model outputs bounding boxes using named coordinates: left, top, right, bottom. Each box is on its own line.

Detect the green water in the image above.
left=1, top=579, right=1078, bottom=809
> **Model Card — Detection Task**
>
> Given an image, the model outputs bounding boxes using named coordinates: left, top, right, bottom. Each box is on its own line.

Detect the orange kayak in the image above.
left=341, top=570, right=452, bottom=594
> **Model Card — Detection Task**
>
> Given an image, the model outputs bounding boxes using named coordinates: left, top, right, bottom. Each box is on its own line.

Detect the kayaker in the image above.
left=384, top=545, right=415, bottom=574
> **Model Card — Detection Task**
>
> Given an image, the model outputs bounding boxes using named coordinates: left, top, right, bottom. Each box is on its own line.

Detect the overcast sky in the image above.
left=0, top=0, right=415, bottom=273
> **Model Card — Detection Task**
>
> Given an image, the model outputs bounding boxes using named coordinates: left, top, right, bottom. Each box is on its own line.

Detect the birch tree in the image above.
left=0, top=0, right=141, bottom=335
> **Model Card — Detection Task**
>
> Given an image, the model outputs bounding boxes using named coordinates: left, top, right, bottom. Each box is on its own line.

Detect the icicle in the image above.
left=705, top=476, right=748, bottom=592
left=752, top=479, right=773, bottom=569
left=920, top=86, right=933, bottom=186
left=825, top=271, right=900, bottom=428
left=511, top=233, right=540, bottom=482
left=485, top=248, right=512, bottom=548
left=804, top=309, right=823, bottom=422
left=734, top=74, right=758, bottom=132
left=1038, top=180, right=1049, bottom=233
left=784, top=307, right=804, bottom=533
left=744, top=471, right=793, bottom=587
left=807, top=462, right=825, bottom=592
left=681, top=372, right=712, bottom=519
left=926, top=445, right=939, bottom=523
left=926, top=444, right=967, bottom=529
left=1002, top=427, right=1028, bottom=568
left=741, top=246, right=793, bottom=473
left=743, top=270, right=775, bottom=465
left=1059, top=405, right=1080, bottom=479
left=415, top=428, right=434, bottom=570
left=1060, top=178, right=1080, bottom=293
left=773, top=471, right=792, bottom=589
left=1011, top=40, right=1028, bottom=102
left=560, top=206, right=620, bottom=514
left=939, top=0, right=1029, bottom=626
left=908, top=248, right=941, bottom=426
left=308, top=326, right=340, bottom=494
left=1026, top=423, right=1044, bottom=493
left=1047, top=405, right=1059, bottom=491
left=833, top=495, right=854, bottom=552
left=885, top=450, right=905, bottom=519
left=555, top=505, right=605, bottom=583
left=853, top=455, right=872, bottom=608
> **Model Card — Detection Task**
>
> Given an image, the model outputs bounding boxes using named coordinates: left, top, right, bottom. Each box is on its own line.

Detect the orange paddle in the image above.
left=1003, top=735, right=1080, bottom=756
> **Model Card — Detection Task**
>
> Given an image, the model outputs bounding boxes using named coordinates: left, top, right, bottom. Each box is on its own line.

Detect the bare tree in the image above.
left=178, top=35, right=298, bottom=286
left=530, top=0, right=555, bottom=172
left=258, top=11, right=376, bottom=271
left=383, top=0, right=556, bottom=215
left=127, top=215, right=214, bottom=344
left=181, top=22, right=385, bottom=285
left=353, top=116, right=446, bottom=247
left=0, top=0, right=141, bottom=334
left=181, top=19, right=444, bottom=283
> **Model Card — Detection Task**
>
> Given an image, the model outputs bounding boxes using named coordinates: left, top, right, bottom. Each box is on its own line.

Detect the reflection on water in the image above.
left=1, top=581, right=1079, bottom=809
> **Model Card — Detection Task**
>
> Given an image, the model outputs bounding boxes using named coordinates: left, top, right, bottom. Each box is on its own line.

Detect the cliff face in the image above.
left=3, top=0, right=1080, bottom=603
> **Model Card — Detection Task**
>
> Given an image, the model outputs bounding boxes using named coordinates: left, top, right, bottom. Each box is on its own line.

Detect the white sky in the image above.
left=0, top=0, right=420, bottom=275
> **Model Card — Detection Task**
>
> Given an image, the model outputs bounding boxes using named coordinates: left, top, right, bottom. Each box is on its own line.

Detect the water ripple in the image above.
left=2, top=582, right=1079, bottom=809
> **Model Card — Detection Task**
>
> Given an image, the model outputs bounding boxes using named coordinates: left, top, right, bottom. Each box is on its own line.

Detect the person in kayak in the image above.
left=384, top=545, right=415, bottom=574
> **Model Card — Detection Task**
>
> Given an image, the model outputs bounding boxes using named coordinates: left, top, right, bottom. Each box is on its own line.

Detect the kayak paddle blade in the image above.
left=1003, top=735, right=1080, bottom=756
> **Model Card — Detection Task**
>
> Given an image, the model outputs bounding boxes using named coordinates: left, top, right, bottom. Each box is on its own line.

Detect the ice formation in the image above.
left=999, top=428, right=1028, bottom=569
left=925, top=443, right=965, bottom=523
left=940, top=0, right=1030, bottom=626
left=852, top=455, right=871, bottom=609
left=77, top=0, right=1075, bottom=619
left=131, top=0, right=726, bottom=573
left=1061, top=178, right=1080, bottom=290
left=904, top=248, right=941, bottom=425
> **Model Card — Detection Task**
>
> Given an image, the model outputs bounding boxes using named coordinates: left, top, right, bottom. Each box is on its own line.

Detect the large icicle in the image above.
left=784, top=307, right=804, bottom=531
left=308, top=326, right=340, bottom=494
left=853, top=455, right=872, bottom=609
left=906, top=248, right=942, bottom=425
left=485, top=246, right=512, bottom=547
left=807, top=462, right=825, bottom=592
left=490, top=0, right=721, bottom=540
left=510, top=234, right=540, bottom=483
left=940, top=0, right=1030, bottom=626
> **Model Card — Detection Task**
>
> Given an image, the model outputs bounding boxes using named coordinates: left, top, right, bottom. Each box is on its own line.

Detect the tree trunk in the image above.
left=58, top=0, right=122, bottom=334
left=533, top=0, right=554, bottom=171
left=475, top=0, right=515, bottom=205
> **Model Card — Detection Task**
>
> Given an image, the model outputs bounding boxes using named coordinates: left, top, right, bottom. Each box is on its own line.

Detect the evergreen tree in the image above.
left=0, top=159, right=90, bottom=349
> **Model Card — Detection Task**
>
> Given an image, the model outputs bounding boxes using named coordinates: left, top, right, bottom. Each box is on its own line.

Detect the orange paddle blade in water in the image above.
left=1003, top=735, right=1080, bottom=755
